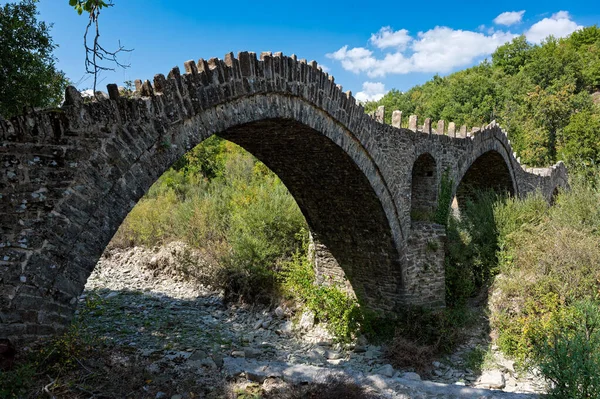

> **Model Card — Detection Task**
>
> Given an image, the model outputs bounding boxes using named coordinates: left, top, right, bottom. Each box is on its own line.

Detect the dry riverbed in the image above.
left=69, top=243, right=547, bottom=398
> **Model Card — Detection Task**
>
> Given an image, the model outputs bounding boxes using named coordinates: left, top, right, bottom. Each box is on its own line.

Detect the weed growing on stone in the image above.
left=281, top=250, right=363, bottom=343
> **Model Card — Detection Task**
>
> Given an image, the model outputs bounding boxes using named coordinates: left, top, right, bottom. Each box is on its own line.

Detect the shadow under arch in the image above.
left=218, top=118, right=403, bottom=309
left=410, top=153, right=437, bottom=221
left=455, top=150, right=516, bottom=208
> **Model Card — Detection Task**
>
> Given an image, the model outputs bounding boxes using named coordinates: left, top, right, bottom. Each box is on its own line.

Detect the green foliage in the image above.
left=0, top=363, right=35, bottom=398
left=69, top=0, right=112, bottom=15
left=0, top=0, right=68, bottom=118
left=492, top=36, right=533, bottom=76
left=444, top=191, right=503, bottom=305
left=0, top=324, right=96, bottom=398
left=559, top=110, right=600, bottom=167
left=531, top=300, right=600, bottom=399
left=490, top=171, right=600, bottom=365
left=36, top=324, right=97, bottom=375
left=282, top=251, right=363, bottom=342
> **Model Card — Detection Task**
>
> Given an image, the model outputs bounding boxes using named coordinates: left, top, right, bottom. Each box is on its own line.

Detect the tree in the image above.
left=559, top=110, right=600, bottom=167
left=0, top=0, right=68, bottom=118
left=69, top=0, right=131, bottom=94
left=492, top=36, right=533, bottom=75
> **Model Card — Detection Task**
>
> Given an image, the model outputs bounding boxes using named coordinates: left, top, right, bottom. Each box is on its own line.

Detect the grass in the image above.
left=462, top=346, right=495, bottom=373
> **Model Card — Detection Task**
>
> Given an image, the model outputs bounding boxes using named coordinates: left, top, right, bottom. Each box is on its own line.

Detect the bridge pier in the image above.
left=310, top=227, right=447, bottom=310
left=404, top=222, right=446, bottom=307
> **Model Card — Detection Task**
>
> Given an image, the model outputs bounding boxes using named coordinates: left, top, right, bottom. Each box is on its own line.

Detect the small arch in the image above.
left=411, top=153, right=438, bottom=220
left=456, top=150, right=515, bottom=207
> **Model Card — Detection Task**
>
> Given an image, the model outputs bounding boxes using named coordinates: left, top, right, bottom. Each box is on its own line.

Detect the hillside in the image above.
left=365, top=26, right=600, bottom=168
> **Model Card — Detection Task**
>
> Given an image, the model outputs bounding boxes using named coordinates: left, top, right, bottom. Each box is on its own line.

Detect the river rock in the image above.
left=376, top=364, right=394, bottom=378
left=477, top=370, right=506, bottom=389
left=298, top=311, right=315, bottom=330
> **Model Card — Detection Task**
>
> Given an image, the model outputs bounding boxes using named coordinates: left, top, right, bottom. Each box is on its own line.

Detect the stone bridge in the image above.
left=0, top=52, right=567, bottom=344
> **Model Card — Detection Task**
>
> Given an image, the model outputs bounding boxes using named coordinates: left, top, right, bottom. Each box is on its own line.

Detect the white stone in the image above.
left=274, top=306, right=285, bottom=318
left=402, top=372, right=421, bottom=381
left=325, top=350, right=342, bottom=360
left=298, top=310, right=315, bottom=330
left=477, top=370, right=506, bottom=389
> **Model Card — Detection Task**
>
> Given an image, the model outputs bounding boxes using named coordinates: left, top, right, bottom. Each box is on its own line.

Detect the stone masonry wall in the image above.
left=0, top=52, right=568, bottom=344
left=404, top=222, right=446, bottom=307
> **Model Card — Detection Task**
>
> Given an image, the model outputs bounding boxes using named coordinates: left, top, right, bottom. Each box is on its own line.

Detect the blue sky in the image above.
left=17, top=1, right=600, bottom=101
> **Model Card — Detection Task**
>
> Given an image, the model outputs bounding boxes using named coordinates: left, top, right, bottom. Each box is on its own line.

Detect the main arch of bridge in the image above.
left=0, top=52, right=567, bottom=344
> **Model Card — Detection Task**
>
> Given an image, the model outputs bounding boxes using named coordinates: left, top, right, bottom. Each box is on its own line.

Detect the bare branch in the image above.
left=81, top=1, right=133, bottom=97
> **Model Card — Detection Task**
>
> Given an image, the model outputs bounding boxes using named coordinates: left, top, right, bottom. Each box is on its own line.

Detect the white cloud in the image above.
left=327, top=27, right=516, bottom=77
left=370, top=27, right=412, bottom=50
left=494, top=11, right=525, bottom=26
left=354, top=82, right=386, bottom=103
left=326, top=10, right=582, bottom=79
left=408, top=27, right=515, bottom=73
left=526, top=11, right=583, bottom=43
left=326, top=46, right=377, bottom=74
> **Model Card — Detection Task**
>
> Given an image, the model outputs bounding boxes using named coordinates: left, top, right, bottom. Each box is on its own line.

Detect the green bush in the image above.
left=444, top=190, right=504, bottom=305
left=434, top=170, right=453, bottom=225
left=0, top=363, right=35, bottom=399
left=490, top=170, right=600, bottom=363
left=531, top=300, right=600, bottom=399
left=282, top=251, right=363, bottom=342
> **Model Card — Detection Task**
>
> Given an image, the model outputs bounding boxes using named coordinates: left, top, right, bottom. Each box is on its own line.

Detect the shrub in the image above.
left=282, top=250, right=363, bottom=342
left=263, top=375, right=379, bottom=399
left=444, top=190, right=504, bottom=305
left=434, top=170, right=453, bottom=225
left=490, top=170, right=600, bottom=363
left=382, top=305, right=475, bottom=373
left=0, top=363, right=35, bottom=399
left=531, top=300, right=600, bottom=399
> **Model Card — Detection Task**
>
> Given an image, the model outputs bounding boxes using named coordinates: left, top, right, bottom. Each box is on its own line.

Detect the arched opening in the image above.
left=456, top=150, right=515, bottom=208
left=69, top=117, right=404, bottom=316
left=1, top=89, right=409, bottom=345
left=410, top=153, right=437, bottom=221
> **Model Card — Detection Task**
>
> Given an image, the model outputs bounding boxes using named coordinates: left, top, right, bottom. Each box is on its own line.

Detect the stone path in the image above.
left=78, top=245, right=545, bottom=398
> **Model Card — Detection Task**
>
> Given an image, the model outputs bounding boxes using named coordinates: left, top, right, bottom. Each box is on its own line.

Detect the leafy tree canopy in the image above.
left=0, top=0, right=68, bottom=118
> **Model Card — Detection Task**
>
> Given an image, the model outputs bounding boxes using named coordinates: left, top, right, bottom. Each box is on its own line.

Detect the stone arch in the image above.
left=0, top=90, right=406, bottom=343
left=1, top=52, right=566, bottom=344
left=455, top=150, right=516, bottom=206
left=410, top=153, right=438, bottom=220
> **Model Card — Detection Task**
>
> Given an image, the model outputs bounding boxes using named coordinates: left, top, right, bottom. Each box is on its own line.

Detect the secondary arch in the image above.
left=455, top=149, right=516, bottom=206
left=410, top=153, right=437, bottom=220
